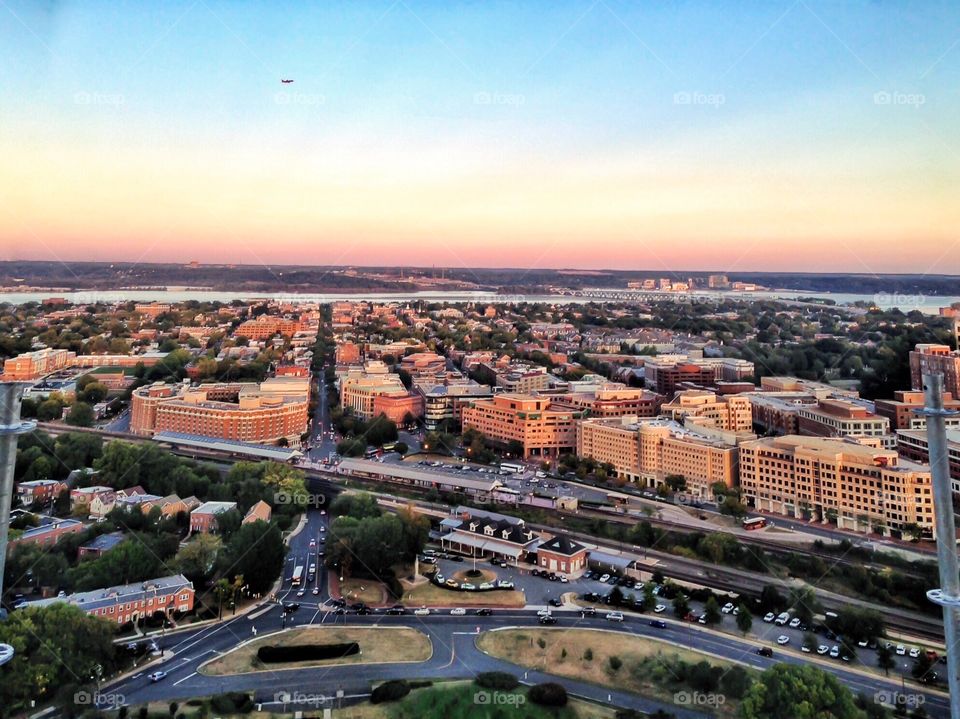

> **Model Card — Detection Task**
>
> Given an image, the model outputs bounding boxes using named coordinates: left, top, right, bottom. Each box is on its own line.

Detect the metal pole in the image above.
left=0, top=382, right=36, bottom=664
left=921, top=373, right=960, bottom=719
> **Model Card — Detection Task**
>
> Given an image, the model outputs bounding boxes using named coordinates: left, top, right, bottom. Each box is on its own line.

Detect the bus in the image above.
left=500, top=462, right=524, bottom=474
left=382, top=442, right=397, bottom=452
left=291, top=565, right=304, bottom=585
left=742, top=517, right=768, bottom=531
left=364, top=447, right=380, bottom=459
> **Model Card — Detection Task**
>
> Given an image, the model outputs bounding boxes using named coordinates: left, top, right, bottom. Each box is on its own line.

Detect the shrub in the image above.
left=256, top=642, right=360, bottom=663
left=370, top=680, right=411, bottom=704
left=210, top=693, right=253, bottom=714
left=475, top=672, right=519, bottom=691
left=609, top=655, right=623, bottom=671
left=528, top=682, right=568, bottom=707
left=583, top=648, right=593, bottom=661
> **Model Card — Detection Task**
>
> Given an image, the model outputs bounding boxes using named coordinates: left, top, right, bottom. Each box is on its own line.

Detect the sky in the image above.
left=1, top=0, right=959, bottom=274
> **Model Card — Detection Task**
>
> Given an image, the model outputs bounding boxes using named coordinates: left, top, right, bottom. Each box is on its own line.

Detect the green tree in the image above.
left=703, top=596, right=722, bottom=625
left=736, top=603, right=753, bottom=635
left=877, top=644, right=895, bottom=676
left=65, top=402, right=95, bottom=427
left=740, top=664, right=861, bottom=719
left=174, top=534, right=223, bottom=586
left=672, top=593, right=690, bottom=618
left=219, top=521, right=285, bottom=595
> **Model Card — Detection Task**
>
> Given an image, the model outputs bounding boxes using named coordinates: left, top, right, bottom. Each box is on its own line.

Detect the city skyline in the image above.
left=2, top=0, right=959, bottom=272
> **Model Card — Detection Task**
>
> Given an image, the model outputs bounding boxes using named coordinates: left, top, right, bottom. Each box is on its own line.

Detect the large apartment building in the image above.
left=2, top=348, right=74, bottom=380
left=909, top=344, right=960, bottom=398
left=897, top=428, right=960, bottom=495
left=643, top=359, right=716, bottom=396
left=339, top=372, right=423, bottom=423
left=577, top=417, right=739, bottom=496
left=739, top=436, right=935, bottom=538
left=235, top=315, right=307, bottom=339
left=30, top=574, right=195, bottom=625
left=131, top=378, right=309, bottom=445
left=661, top=390, right=753, bottom=432
left=795, top=398, right=891, bottom=445
left=875, top=390, right=960, bottom=430
left=414, top=378, right=494, bottom=430
left=555, top=385, right=662, bottom=419
left=461, top=394, right=583, bottom=458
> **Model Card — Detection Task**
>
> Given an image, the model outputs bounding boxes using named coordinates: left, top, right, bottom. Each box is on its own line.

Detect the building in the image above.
left=190, top=501, right=238, bottom=533
left=2, top=348, right=74, bottom=380
left=70, top=486, right=117, bottom=516
left=661, top=390, right=753, bottom=432
left=875, top=390, right=960, bottom=430
left=135, top=302, right=172, bottom=318
left=16, top=479, right=66, bottom=506
left=335, top=341, right=362, bottom=365
left=910, top=344, right=960, bottom=398
left=337, top=458, right=504, bottom=501
left=461, top=394, right=583, bottom=458
left=9, top=518, right=85, bottom=548
left=493, top=365, right=551, bottom=394
left=243, top=500, right=273, bottom=524
left=739, top=435, right=935, bottom=538
left=414, top=379, right=494, bottom=430
left=743, top=392, right=819, bottom=434
left=339, top=372, right=422, bottom=423
left=536, top=534, right=588, bottom=575
left=28, top=574, right=195, bottom=625
left=439, top=510, right=539, bottom=564
left=897, top=428, right=960, bottom=495
left=795, top=398, right=891, bottom=445
left=555, top=386, right=662, bottom=419
left=399, top=351, right=447, bottom=376
left=577, top=417, right=740, bottom=496
left=131, top=379, right=309, bottom=446
left=235, top=316, right=306, bottom=339
left=78, top=531, right=127, bottom=559
left=643, top=359, right=716, bottom=396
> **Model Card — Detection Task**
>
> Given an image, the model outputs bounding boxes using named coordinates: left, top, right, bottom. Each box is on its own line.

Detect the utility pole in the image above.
left=920, top=373, right=960, bottom=719
left=0, top=383, right=36, bottom=665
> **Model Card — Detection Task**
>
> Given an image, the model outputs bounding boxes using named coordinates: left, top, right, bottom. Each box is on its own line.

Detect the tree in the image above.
left=394, top=441, right=409, bottom=456
left=672, top=593, right=690, bottom=618
left=703, top=596, right=721, bottom=625
left=911, top=650, right=935, bottom=682
left=877, top=644, right=895, bottom=676
left=759, top=584, right=785, bottom=613
left=36, top=397, right=66, bottom=421
left=219, top=521, right=285, bottom=594
left=736, top=603, right=753, bottom=635
left=740, top=664, right=861, bottom=719
left=697, top=533, right=739, bottom=564
left=174, top=534, right=223, bottom=585
left=53, top=432, right=103, bottom=471
left=790, top=587, right=820, bottom=626
left=65, top=402, right=95, bottom=427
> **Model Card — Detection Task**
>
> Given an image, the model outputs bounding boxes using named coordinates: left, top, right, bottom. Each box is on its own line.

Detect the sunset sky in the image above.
left=1, top=1, right=958, bottom=273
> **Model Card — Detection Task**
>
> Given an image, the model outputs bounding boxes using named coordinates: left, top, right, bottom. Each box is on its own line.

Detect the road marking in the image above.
left=172, top=672, right=197, bottom=686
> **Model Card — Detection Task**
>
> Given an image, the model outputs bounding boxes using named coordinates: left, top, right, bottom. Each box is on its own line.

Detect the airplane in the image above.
left=281, top=79, right=294, bottom=84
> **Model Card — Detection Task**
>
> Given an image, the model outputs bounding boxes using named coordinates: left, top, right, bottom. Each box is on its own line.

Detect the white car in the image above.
left=788, top=618, right=801, bottom=629
left=762, top=612, right=776, bottom=623
left=801, top=644, right=811, bottom=653
left=896, top=645, right=906, bottom=656
left=599, top=574, right=611, bottom=583
left=909, top=647, right=920, bottom=658
left=721, top=602, right=735, bottom=614
left=817, top=645, right=830, bottom=655
left=634, top=582, right=645, bottom=591
left=450, top=607, right=466, bottom=615
left=537, top=608, right=553, bottom=617
left=559, top=576, right=568, bottom=583
left=776, top=635, right=790, bottom=645
left=774, top=612, right=790, bottom=626
left=857, top=639, right=868, bottom=648
left=606, top=612, right=625, bottom=622
left=830, top=646, right=840, bottom=658
left=654, top=604, right=666, bottom=614
left=414, top=607, right=430, bottom=616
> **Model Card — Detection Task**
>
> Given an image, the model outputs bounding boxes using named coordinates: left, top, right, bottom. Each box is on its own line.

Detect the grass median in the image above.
left=200, top=626, right=432, bottom=675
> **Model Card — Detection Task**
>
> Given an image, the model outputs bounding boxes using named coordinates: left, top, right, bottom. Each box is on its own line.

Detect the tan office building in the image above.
left=661, top=390, right=753, bottom=432
left=461, top=394, right=582, bottom=458
left=739, top=435, right=935, bottom=538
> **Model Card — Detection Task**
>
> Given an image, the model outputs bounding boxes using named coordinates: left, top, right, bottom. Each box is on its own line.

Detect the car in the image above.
left=284, top=602, right=300, bottom=612
left=532, top=569, right=542, bottom=577
left=559, top=576, right=568, bottom=583
left=762, top=612, right=776, bottom=623
left=599, top=574, right=611, bottom=583
left=450, top=607, right=466, bottom=615
left=909, top=647, right=921, bottom=658
left=829, top=646, right=840, bottom=658
left=330, top=598, right=346, bottom=607
left=721, top=602, right=735, bottom=614
left=697, top=613, right=707, bottom=625
left=896, top=645, right=906, bottom=656
left=606, top=611, right=625, bottom=622
left=580, top=607, right=597, bottom=616
left=634, top=581, right=645, bottom=590
left=857, top=639, right=868, bottom=648
left=776, top=635, right=790, bottom=645
left=148, top=671, right=167, bottom=682
left=547, top=573, right=559, bottom=582
left=312, top=587, right=320, bottom=596
left=296, top=589, right=305, bottom=597
left=548, top=598, right=562, bottom=607
left=479, top=582, right=495, bottom=590
left=414, top=607, right=430, bottom=616
left=756, top=647, right=774, bottom=657
left=606, top=576, right=618, bottom=585
left=386, top=607, right=405, bottom=615
left=817, top=645, right=830, bottom=655
left=539, top=615, right=558, bottom=625
left=537, top=608, right=553, bottom=617
left=445, top=579, right=458, bottom=588
left=582, top=570, right=594, bottom=580
left=801, top=644, right=811, bottom=653
left=788, top=618, right=801, bottom=629
left=654, top=604, right=666, bottom=614
left=774, top=612, right=790, bottom=626
left=475, top=608, right=493, bottom=616
left=450, top=555, right=464, bottom=563
left=420, top=555, right=437, bottom=565
left=649, top=619, right=667, bottom=629
left=497, top=580, right=515, bottom=589
left=461, top=583, right=476, bottom=591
